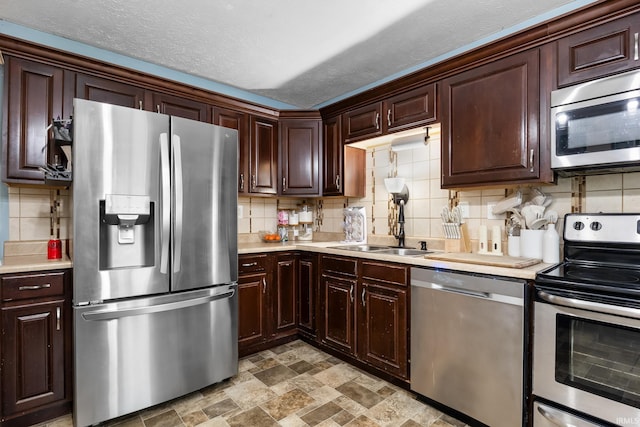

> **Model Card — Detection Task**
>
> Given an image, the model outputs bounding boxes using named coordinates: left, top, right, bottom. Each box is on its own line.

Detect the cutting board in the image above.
left=425, top=252, right=541, bottom=269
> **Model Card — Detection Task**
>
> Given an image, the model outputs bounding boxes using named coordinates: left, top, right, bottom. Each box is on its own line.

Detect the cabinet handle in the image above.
left=375, top=113, right=380, bottom=130
left=282, top=177, right=286, bottom=192
left=634, top=32, right=639, bottom=61
left=262, top=277, right=267, bottom=293
left=361, top=288, right=366, bottom=307
left=242, top=262, right=258, bottom=267
left=56, top=307, right=61, bottom=331
left=251, top=175, right=256, bottom=190
left=18, top=284, right=51, bottom=291
left=156, top=104, right=161, bottom=114
left=239, top=173, right=245, bottom=191
left=529, top=149, right=535, bottom=173
left=350, top=284, right=354, bottom=302
left=139, top=100, right=143, bottom=110
left=336, top=174, right=341, bottom=191
left=387, top=109, right=391, bottom=127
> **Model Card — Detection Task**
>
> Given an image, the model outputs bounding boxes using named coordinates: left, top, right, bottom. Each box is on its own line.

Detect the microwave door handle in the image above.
left=173, top=135, right=183, bottom=273
left=159, top=133, right=170, bottom=274
left=538, top=290, right=640, bottom=320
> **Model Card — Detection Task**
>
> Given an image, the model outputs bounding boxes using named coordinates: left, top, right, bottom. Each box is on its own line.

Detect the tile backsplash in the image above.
left=6, top=131, right=640, bottom=245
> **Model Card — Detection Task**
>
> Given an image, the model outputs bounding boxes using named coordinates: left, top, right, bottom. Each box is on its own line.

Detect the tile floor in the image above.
left=34, top=340, right=468, bottom=427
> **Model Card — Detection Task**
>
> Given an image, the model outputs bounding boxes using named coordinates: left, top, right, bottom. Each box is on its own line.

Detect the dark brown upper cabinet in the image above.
left=249, top=116, right=279, bottom=195
left=279, top=117, right=321, bottom=196
left=213, top=107, right=249, bottom=194
left=149, top=92, right=209, bottom=122
left=342, top=83, right=438, bottom=144
left=557, top=11, right=640, bottom=87
left=322, top=115, right=366, bottom=198
left=441, top=48, right=553, bottom=188
left=75, top=73, right=145, bottom=109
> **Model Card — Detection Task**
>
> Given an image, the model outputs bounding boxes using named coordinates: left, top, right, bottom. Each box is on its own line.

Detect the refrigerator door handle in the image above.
left=173, top=135, right=183, bottom=273
left=160, top=133, right=171, bottom=274
left=81, top=289, right=235, bottom=321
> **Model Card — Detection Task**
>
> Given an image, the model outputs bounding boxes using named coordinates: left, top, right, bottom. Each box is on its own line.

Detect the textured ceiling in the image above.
left=1, top=0, right=592, bottom=109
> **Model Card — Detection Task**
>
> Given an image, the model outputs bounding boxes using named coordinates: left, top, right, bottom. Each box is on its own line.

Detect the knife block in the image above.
left=444, top=223, right=471, bottom=253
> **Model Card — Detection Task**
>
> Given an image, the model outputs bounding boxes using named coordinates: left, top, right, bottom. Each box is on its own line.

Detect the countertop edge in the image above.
left=239, top=242, right=550, bottom=280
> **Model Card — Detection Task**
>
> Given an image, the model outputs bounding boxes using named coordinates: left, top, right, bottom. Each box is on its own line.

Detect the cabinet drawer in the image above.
left=321, top=255, right=357, bottom=278
left=238, top=255, right=269, bottom=274
left=1, top=271, right=66, bottom=302
left=361, top=261, right=407, bottom=286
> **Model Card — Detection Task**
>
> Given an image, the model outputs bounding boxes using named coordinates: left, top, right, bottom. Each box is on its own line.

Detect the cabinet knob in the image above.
left=634, top=32, right=639, bottom=61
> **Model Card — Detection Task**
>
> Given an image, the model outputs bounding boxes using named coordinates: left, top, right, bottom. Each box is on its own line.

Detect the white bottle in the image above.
left=542, top=223, right=560, bottom=263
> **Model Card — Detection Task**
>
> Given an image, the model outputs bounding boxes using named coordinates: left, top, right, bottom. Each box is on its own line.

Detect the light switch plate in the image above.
left=238, top=205, right=244, bottom=219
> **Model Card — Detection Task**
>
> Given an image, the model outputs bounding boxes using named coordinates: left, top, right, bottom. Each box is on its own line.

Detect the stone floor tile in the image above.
left=300, top=401, right=343, bottom=426
left=308, top=384, right=343, bottom=404
left=261, top=388, right=316, bottom=421
left=314, top=364, right=360, bottom=388
left=344, top=414, right=381, bottom=427
left=332, top=409, right=355, bottom=426
left=254, top=364, right=300, bottom=387
left=288, top=359, right=315, bottom=374
left=226, top=406, right=279, bottom=427
left=336, top=381, right=384, bottom=409
left=224, top=378, right=277, bottom=409
left=289, top=373, right=325, bottom=393
left=143, top=409, right=182, bottom=427
left=202, top=398, right=240, bottom=419
left=181, top=410, right=208, bottom=427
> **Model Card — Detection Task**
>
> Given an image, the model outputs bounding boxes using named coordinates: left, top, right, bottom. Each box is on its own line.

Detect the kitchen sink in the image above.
left=329, top=245, right=431, bottom=256
left=328, top=244, right=393, bottom=251
left=373, top=248, right=431, bottom=256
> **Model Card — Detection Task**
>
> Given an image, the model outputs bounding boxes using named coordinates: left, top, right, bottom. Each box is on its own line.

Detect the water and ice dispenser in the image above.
left=99, top=194, right=155, bottom=270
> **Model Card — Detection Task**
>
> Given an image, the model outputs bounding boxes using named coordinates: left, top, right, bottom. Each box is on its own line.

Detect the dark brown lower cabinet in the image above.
left=0, top=270, right=72, bottom=427
left=297, top=253, right=317, bottom=339
left=238, top=253, right=300, bottom=356
left=319, top=256, right=409, bottom=381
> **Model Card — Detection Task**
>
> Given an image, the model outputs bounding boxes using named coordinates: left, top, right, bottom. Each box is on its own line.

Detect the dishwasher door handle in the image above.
left=416, top=281, right=523, bottom=306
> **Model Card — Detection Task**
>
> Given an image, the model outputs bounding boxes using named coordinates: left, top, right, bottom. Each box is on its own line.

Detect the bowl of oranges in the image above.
left=259, top=230, right=282, bottom=243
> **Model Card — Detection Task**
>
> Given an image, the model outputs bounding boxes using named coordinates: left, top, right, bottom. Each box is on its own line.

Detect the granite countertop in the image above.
left=1, top=240, right=551, bottom=280
left=0, top=240, right=73, bottom=274
left=239, top=241, right=552, bottom=280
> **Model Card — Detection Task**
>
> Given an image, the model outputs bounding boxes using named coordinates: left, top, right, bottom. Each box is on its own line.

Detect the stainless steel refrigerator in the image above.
left=72, top=99, right=238, bottom=427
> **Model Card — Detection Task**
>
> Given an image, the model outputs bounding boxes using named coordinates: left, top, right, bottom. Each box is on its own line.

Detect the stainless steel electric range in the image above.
left=533, top=213, right=640, bottom=427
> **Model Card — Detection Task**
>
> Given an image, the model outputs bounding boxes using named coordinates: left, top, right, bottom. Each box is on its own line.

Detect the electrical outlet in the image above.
left=487, top=202, right=505, bottom=220
left=457, top=201, right=470, bottom=219
left=237, top=205, right=244, bottom=219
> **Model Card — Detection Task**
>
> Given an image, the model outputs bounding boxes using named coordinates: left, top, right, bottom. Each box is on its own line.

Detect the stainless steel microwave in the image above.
left=550, top=68, right=640, bottom=176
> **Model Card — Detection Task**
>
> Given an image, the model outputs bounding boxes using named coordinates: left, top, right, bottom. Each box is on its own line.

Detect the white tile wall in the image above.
left=5, top=150, right=640, bottom=244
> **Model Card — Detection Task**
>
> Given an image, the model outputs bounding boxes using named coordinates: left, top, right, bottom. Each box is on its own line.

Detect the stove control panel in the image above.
left=564, top=213, right=640, bottom=243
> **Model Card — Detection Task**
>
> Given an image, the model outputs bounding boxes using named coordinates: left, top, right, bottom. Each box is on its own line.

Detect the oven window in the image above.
left=555, top=96, right=640, bottom=155
left=556, top=314, right=640, bottom=408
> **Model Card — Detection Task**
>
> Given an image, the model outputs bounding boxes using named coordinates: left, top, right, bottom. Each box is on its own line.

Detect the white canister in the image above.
left=507, top=235, right=520, bottom=257
left=542, top=224, right=560, bottom=263
left=520, top=229, right=544, bottom=259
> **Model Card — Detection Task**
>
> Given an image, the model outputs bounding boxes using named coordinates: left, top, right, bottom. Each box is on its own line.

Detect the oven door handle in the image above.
left=538, top=290, right=640, bottom=320
left=536, top=402, right=601, bottom=427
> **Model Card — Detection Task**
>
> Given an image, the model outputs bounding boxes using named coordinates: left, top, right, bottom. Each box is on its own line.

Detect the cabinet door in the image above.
left=3, top=57, right=64, bottom=183
left=298, top=254, right=316, bottom=336
left=343, top=102, right=383, bottom=143
left=558, top=12, right=640, bottom=87
left=150, top=92, right=209, bottom=121
left=383, top=83, right=438, bottom=133
left=358, top=282, right=408, bottom=379
left=249, top=116, right=278, bottom=195
left=322, top=115, right=343, bottom=196
left=441, top=49, right=543, bottom=188
left=75, top=73, right=145, bottom=108
left=213, top=107, right=249, bottom=193
left=279, top=119, right=321, bottom=196
left=2, top=300, right=65, bottom=415
left=320, top=275, right=356, bottom=355
left=274, top=255, right=297, bottom=335
left=237, top=272, right=268, bottom=353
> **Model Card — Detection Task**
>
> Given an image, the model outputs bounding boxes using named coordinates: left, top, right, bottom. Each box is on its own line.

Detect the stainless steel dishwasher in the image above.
left=410, top=267, right=525, bottom=427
